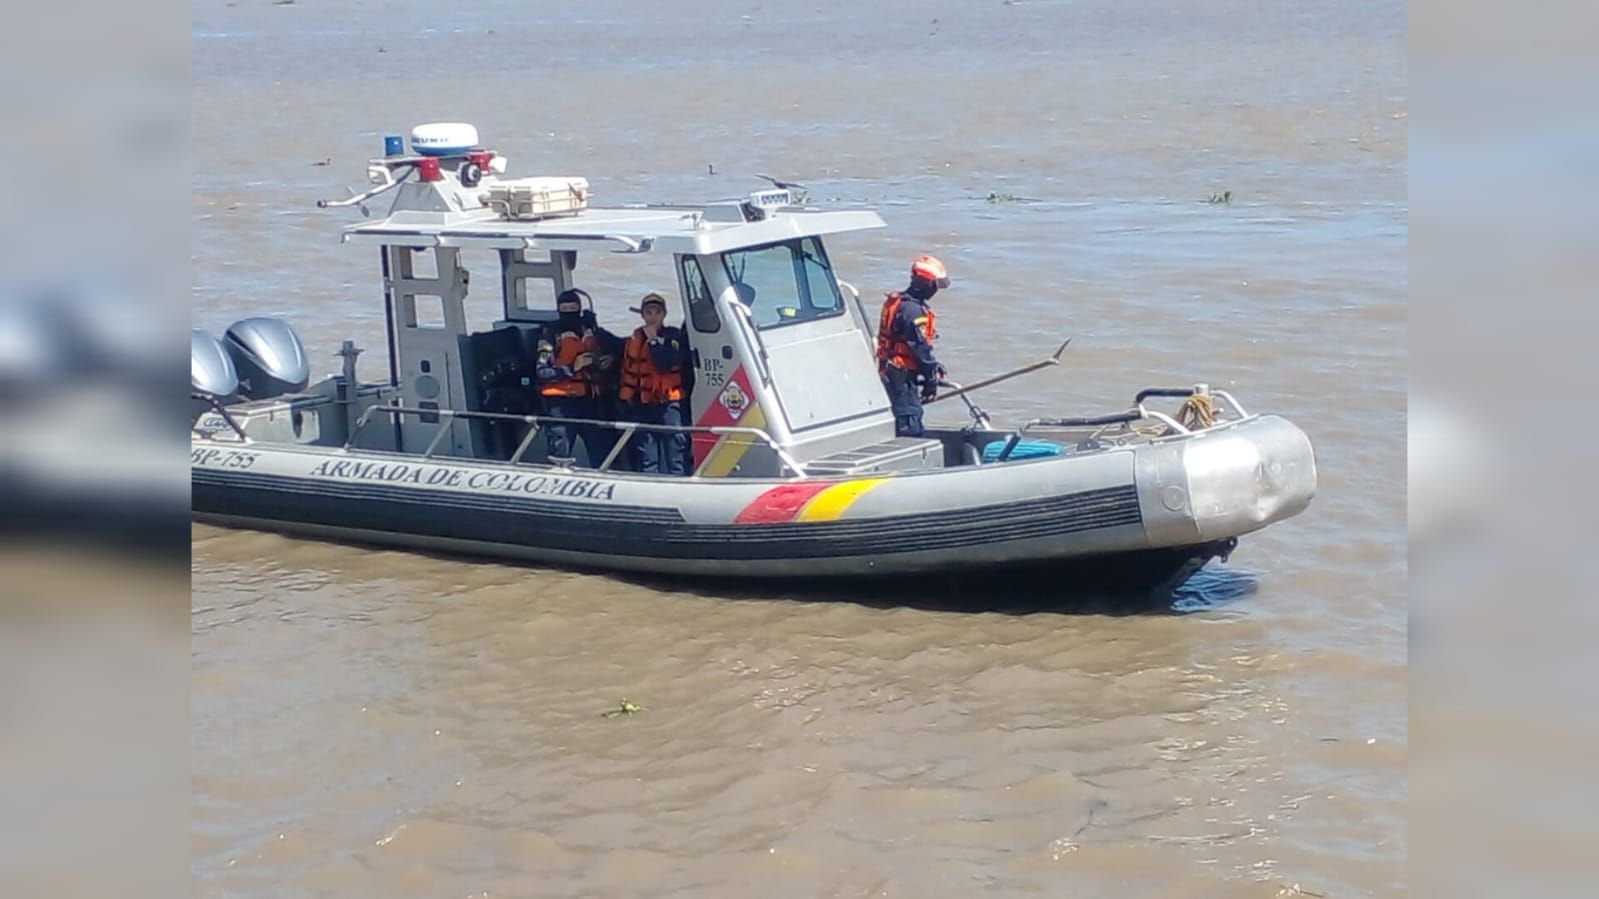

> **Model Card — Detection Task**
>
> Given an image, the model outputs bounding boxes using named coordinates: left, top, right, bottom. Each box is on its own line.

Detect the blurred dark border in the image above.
left=1411, top=0, right=1599, bottom=893
left=0, top=0, right=190, bottom=897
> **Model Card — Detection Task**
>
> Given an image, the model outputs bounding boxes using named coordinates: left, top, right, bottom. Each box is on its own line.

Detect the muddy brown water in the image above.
left=193, top=1, right=1405, bottom=895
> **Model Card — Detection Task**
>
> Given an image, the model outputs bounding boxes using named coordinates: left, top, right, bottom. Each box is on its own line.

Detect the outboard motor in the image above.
left=224, top=317, right=309, bottom=400
left=192, top=328, right=238, bottom=396
left=191, top=328, right=238, bottom=418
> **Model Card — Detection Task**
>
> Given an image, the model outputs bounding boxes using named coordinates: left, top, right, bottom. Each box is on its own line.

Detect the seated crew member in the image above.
left=534, top=288, right=622, bottom=466
left=618, top=293, right=691, bottom=475
left=875, top=255, right=951, bottom=437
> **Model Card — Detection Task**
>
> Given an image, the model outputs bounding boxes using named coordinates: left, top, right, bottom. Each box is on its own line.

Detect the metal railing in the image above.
left=1132, top=385, right=1249, bottom=419
left=996, top=386, right=1254, bottom=460
left=347, top=404, right=809, bottom=477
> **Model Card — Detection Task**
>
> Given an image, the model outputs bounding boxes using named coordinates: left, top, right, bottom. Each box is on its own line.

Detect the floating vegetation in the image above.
left=983, top=192, right=1040, bottom=205
left=1207, top=190, right=1233, bottom=205
left=602, top=698, right=645, bottom=719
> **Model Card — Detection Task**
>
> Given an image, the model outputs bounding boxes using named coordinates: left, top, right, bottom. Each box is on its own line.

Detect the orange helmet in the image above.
left=910, top=255, right=950, bottom=289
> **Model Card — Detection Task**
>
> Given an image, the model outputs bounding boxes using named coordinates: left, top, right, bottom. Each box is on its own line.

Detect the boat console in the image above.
left=233, top=121, right=903, bottom=474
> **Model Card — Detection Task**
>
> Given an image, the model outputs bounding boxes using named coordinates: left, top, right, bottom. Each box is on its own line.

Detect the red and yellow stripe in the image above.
left=735, top=477, right=888, bottom=524
left=695, top=364, right=890, bottom=520
left=697, top=403, right=767, bottom=478
left=693, top=366, right=766, bottom=477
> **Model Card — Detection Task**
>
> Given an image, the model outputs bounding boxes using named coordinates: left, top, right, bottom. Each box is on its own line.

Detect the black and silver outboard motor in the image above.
left=191, top=327, right=238, bottom=419
left=223, top=317, right=309, bottom=401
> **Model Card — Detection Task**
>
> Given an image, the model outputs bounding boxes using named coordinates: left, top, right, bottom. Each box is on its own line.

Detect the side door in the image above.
left=718, top=238, right=888, bottom=434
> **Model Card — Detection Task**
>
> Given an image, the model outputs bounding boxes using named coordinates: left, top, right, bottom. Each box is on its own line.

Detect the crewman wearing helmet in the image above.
left=875, top=255, right=950, bottom=437
left=535, top=288, right=623, bottom=466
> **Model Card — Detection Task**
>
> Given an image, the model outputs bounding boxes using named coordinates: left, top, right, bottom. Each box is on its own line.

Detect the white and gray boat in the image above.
left=191, top=123, right=1317, bottom=595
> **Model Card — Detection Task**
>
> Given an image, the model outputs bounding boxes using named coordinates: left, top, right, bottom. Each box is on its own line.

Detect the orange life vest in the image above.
left=875, top=292, right=937, bottom=373
left=540, top=329, right=603, bottom=398
left=619, top=327, right=685, bottom=404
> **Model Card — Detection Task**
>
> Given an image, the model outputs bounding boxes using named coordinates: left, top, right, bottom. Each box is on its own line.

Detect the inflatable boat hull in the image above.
left=192, top=414, right=1314, bottom=592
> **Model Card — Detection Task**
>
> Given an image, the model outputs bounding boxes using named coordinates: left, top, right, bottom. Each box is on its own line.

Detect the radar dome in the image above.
left=410, top=122, right=480, bottom=157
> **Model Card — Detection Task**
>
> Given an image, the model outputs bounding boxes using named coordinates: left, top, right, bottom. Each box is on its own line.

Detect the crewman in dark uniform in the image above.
left=875, top=255, right=951, bottom=437
left=618, top=293, right=692, bottom=475
left=534, top=288, right=622, bottom=466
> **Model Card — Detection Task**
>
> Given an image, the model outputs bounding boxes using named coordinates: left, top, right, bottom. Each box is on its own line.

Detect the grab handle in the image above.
left=729, top=302, right=773, bottom=387
left=1134, top=386, right=1197, bottom=404
left=1031, top=411, right=1145, bottom=428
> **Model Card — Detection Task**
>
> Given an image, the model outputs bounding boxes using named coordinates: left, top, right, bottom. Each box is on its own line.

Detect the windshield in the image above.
left=721, top=237, right=844, bottom=329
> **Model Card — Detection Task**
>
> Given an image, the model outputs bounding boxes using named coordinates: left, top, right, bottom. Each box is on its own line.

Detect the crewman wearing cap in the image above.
left=534, top=287, right=622, bottom=466
left=875, top=255, right=951, bottom=437
left=618, top=292, right=692, bottom=475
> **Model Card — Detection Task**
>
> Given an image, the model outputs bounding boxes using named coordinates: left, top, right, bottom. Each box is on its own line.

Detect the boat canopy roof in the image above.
left=342, top=202, right=886, bottom=256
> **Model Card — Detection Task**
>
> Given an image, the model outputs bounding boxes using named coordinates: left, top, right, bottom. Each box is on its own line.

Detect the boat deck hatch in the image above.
left=804, top=437, right=944, bottom=476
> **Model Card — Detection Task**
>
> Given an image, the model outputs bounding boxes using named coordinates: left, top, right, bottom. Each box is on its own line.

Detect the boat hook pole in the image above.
left=936, top=379, right=993, bottom=431
left=924, top=339, right=1071, bottom=405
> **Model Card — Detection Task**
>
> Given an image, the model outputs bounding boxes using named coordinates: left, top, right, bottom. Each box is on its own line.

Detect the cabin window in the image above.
left=722, top=237, right=844, bottom=329
left=680, top=256, right=721, bottom=332
left=406, top=246, right=438, bottom=280
left=410, top=294, right=447, bottom=330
